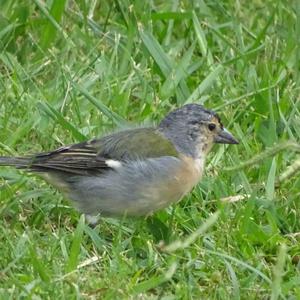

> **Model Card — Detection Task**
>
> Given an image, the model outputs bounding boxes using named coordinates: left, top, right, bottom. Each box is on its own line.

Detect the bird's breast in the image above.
left=136, top=155, right=205, bottom=215
left=175, top=155, right=204, bottom=194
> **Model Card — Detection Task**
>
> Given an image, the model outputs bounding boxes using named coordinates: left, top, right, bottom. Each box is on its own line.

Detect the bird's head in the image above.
left=158, top=104, right=238, bottom=158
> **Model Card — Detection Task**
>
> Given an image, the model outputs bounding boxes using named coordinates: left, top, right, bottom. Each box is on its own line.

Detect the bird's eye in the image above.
left=208, top=123, right=216, bottom=131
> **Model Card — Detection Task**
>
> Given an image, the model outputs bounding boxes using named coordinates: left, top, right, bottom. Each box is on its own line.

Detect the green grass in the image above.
left=0, top=0, right=299, bottom=298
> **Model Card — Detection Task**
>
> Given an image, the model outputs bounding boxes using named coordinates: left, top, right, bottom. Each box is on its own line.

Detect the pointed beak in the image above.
left=214, top=128, right=239, bottom=144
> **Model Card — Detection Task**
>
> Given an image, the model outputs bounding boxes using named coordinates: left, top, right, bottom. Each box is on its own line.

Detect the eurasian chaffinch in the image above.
left=0, top=104, right=238, bottom=219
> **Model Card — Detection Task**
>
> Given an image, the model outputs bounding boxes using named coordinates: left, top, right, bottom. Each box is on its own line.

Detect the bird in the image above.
left=0, top=104, right=238, bottom=219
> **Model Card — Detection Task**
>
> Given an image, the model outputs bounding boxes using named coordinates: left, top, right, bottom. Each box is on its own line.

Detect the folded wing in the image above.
left=24, top=128, right=178, bottom=176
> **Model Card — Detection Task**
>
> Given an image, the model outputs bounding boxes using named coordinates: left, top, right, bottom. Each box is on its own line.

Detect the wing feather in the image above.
left=27, top=128, right=178, bottom=176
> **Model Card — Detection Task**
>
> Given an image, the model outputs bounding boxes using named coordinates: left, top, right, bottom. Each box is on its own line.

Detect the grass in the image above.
left=0, top=0, right=299, bottom=298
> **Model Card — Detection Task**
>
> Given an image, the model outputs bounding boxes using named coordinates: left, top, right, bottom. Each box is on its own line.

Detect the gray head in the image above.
left=158, top=104, right=238, bottom=158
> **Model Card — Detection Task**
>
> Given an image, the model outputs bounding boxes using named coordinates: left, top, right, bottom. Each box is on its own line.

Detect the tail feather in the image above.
left=0, top=156, right=31, bottom=168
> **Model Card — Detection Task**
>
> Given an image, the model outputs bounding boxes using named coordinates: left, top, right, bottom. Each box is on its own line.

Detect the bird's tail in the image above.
left=0, top=156, right=30, bottom=168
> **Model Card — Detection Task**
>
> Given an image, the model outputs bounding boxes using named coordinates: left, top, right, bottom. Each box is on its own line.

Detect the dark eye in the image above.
left=208, top=123, right=216, bottom=131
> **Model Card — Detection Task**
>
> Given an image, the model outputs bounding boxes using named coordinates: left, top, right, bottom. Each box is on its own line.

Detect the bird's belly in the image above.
left=65, top=156, right=204, bottom=217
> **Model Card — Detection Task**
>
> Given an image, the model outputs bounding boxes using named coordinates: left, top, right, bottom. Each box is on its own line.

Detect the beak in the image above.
left=214, top=128, right=239, bottom=144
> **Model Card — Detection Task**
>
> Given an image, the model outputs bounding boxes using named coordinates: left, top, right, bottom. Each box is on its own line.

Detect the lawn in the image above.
left=0, top=0, right=299, bottom=299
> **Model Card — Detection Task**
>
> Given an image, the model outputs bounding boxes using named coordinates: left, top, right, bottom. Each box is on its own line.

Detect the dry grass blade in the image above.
left=162, top=211, right=220, bottom=252
left=220, top=194, right=250, bottom=203
left=225, top=141, right=300, bottom=171
left=276, top=158, right=300, bottom=186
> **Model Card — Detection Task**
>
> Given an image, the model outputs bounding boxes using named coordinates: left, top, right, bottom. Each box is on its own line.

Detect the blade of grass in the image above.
left=296, top=0, right=300, bottom=85
left=206, top=250, right=272, bottom=284
left=266, top=157, right=276, bottom=201
left=83, top=225, right=106, bottom=251
left=132, top=263, right=176, bottom=294
left=163, top=211, right=220, bottom=252
left=140, top=28, right=190, bottom=103
left=224, top=141, right=300, bottom=171
left=224, top=260, right=240, bottom=300
left=139, top=28, right=173, bottom=76
left=6, top=118, right=35, bottom=148
left=33, top=0, right=73, bottom=47
left=185, top=64, right=224, bottom=103
left=40, top=0, right=67, bottom=49
left=247, top=9, right=275, bottom=51
left=29, top=245, right=50, bottom=282
left=162, top=0, right=179, bottom=46
left=65, top=214, right=85, bottom=273
left=160, top=43, right=195, bottom=99
left=71, top=82, right=127, bottom=126
left=151, top=11, right=192, bottom=21
left=37, top=101, right=86, bottom=141
left=271, top=244, right=287, bottom=300
left=192, top=11, right=213, bottom=67
left=0, top=22, right=16, bottom=41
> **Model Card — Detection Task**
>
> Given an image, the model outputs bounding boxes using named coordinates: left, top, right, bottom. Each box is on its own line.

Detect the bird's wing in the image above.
left=28, top=128, right=178, bottom=175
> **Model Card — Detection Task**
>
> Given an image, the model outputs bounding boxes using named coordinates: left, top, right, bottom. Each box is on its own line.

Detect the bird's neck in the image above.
left=159, top=128, right=199, bottom=158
